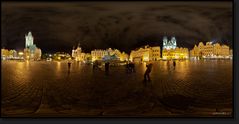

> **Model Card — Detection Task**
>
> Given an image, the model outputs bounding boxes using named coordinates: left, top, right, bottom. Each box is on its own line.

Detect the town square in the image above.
left=2, top=1, right=232, bottom=117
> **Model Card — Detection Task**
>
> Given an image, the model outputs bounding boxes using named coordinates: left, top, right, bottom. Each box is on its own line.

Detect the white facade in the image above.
left=24, top=31, right=41, bottom=60
left=25, top=32, right=34, bottom=48
left=163, top=36, right=177, bottom=50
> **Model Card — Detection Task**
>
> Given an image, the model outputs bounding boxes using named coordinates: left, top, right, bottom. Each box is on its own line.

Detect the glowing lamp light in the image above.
left=18, top=52, right=24, bottom=55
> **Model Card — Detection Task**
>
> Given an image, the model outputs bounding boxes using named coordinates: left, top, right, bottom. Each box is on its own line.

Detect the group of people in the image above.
left=167, top=60, right=176, bottom=70
left=67, top=60, right=177, bottom=86
left=144, top=60, right=176, bottom=84
left=92, top=60, right=101, bottom=70
left=126, top=62, right=136, bottom=73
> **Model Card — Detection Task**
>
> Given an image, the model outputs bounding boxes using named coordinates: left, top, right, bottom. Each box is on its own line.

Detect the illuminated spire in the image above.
left=78, top=42, right=80, bottom=47
left=171, top=36, right=177, bottom=49
left=25, top=31, right=34, bottom=48
left=163, top=36, right=168, bottom=49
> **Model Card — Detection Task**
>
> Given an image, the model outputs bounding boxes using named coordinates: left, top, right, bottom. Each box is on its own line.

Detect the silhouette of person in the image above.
left=93, top=61, right=97, bottom=70
left=105, top=62, right=110, bottom=75
left=126, top=62, right=130, bottom=73
left=126, top=62, right=135, bottom=73
left=131, top=62, right=136, bottom=73
left=68, top=61, right=71, bottom=74
left=173, top=60, right=176, bottom=70
left=167, top=60, right=170, bottom=70
left=144, top=63, right=153, bottom=82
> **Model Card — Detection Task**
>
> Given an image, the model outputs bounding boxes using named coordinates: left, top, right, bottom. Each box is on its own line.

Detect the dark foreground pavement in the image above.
left=1, top=60, right=232, bottom=117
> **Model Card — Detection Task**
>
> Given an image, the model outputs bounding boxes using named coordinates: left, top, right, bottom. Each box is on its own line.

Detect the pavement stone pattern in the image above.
left=1, top=60, right=232, bottom=117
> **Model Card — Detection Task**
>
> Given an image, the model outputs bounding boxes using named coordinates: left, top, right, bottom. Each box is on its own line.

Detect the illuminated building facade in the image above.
left=230, top=49, right=233, bottom=59
left=162, top=36, right=189, bottom=60
left=72, top=43, right=82, bottom=61
left=24, top=47, right=42, bottom=60
left=1, top=49, right=18, bottom=60
left=162, top=47, right=189, bottom=60
left=130, top=45, right=160, bottom=62
left=163, top=36, right=177, bottom=50
left=151, top=46, right=161, bottom=61
left=91, top=48, right=128, bottom=62
left=91, top=49, right=107, bottom=61
left=72, top=44, right=92, bottom=62
left=120, top=52, right=129, bottom=61
left=24, top=31, right=42, bottom=60
left=190, top=42, right=231, bottom=59
left=53, top=52, right=71, bottom=60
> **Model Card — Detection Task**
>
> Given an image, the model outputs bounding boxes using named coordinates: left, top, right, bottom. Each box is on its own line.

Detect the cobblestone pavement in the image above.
left=1, top=60, right=232, bottom=117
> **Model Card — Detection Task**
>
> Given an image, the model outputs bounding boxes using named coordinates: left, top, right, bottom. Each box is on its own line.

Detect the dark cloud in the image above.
left=1, top=2, right=232, bottom=54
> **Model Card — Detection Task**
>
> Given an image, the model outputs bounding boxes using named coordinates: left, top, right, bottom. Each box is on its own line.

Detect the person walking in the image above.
left=105, top=62, right=110, bottom=75
left=144, top=63, right=153, bottom=82
left=68, top=61, right=71, bottom=74
left=93, top=61, right=97, bottom=70
left=126, top=62, right=130, bottom=73
left=131, top=62, right=136, bottom=73
left=173, top=60, right=176, bottom=70
left=167, top=60, right=170, bottom=70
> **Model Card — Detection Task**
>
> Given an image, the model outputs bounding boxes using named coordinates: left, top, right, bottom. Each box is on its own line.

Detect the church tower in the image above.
left=163, top=36, right=168, bottom=49
left=25, top=32, right=34, bottom=48
left=163, top=36, right=177, bottom=50
left=72, top=42, right=82, bottom=61
left=171, top=36, right=177, bottom=49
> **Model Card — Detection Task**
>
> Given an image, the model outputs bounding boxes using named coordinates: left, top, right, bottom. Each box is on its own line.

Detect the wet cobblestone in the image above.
left=1, top=60, right=232, bottom=117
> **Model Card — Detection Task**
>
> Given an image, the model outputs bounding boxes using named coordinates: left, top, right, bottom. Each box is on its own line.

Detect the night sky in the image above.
left=2, top=2, right=232, bottom=54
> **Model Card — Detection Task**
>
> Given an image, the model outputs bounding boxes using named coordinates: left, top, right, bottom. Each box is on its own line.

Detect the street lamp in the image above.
left=18, top=52, right=24, bottom=56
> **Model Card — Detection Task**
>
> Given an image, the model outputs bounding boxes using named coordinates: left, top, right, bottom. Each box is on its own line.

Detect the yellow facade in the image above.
left=1, top=49, right=9, bottom=57
left=72, top=45, right=92, bottom=62
left=190, top=42, right=230, bottom=58
left=91, top=49, right=108, bottom=61
left=91, top=48, right=128, bottom=62
left=162, top=47, right=189, bottom=60
left=1, top=49, right=18, bottom=60
left=151, top=46, right=161, bottom=61
left=72, top=46, right=82, bottom=61
left=230, top=49, right=233, bottom=56
left=120, top=52, right=129, bottom=61
left=130, top=45, right=160, bottom=62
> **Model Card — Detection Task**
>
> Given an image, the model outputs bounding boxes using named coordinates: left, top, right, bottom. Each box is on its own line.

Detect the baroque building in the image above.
left=72, top=43, right=91, bottom=62
left=162, top=36, right=189, bottom=60
left=130, top=45, right=161, bottom=62
left=120, top=52, right=129, bottom=61
left=91, top=49, right=108, bottom=61
left=162, top=47, right=189, bottom=60
left=190, top=42, right=231, bottom=59
left=91, top=48, right=128, bottom=62
left=1, top=49, right=18, bottom=60
left=163, top=36, right=177, bottom=50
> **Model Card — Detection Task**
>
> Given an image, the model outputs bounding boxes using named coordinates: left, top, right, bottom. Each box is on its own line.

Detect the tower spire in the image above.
left=78, top=41, right=80, bottom=48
